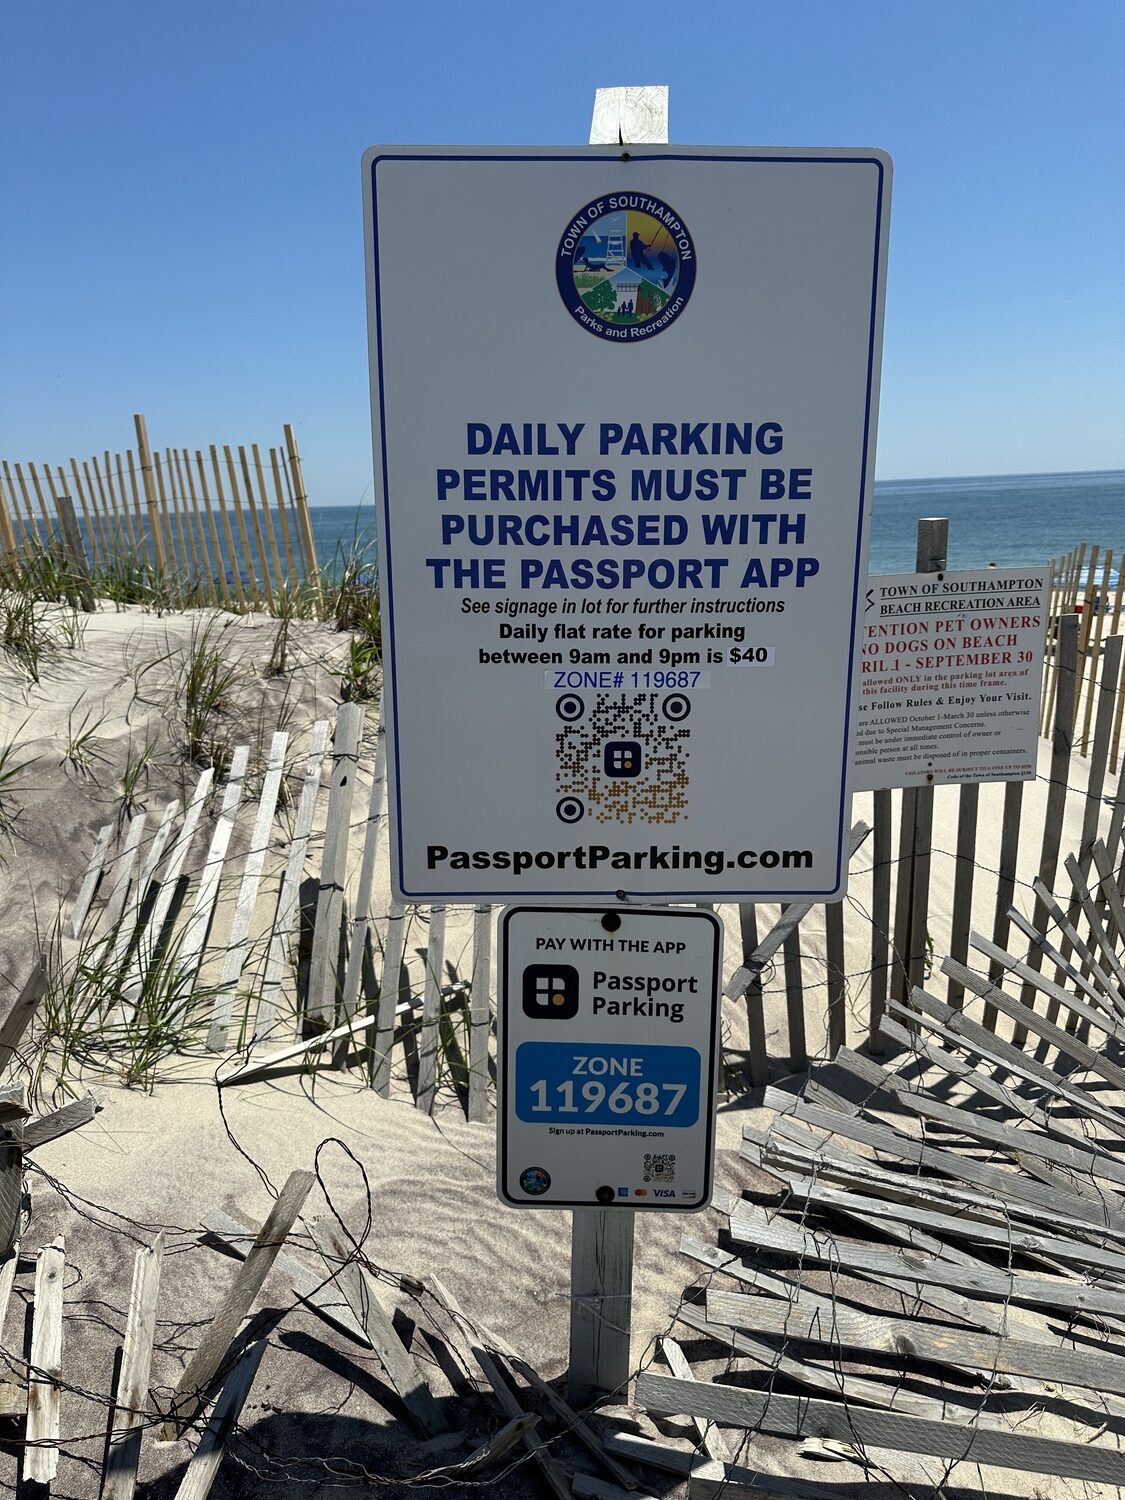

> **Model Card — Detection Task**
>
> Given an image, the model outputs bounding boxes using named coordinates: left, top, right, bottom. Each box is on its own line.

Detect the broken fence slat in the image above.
left=112, top=800, right=181, bottom=969
left=71, top=823, right=114, bottom=937
left=171, top=1338, right=268, bottom=1500
left=0, top=957, right=47, bottom=1072
left=660, top=1334, right=732, bottom=1464
left=163, top=1169, right=313, bottom=1437
left=220, top=1001, right=411, bottom=1085
left=469, top=1334, right=572, bottom=1500
left=23, top=1091, right=100, bottom=1151
left=208, top=731, right=289, bottom=1051
left=201, top=1210, right=369, bottom=1346
left=25, top=1236, right=64, bottom=1485
left=307, top=1218, right=445, bottom=1436
left=601, top=1431, right=832, bottom=1500
left=635, top=1370, right=1125, bottom=1485
left=102, top=1233, right=165, bottom=1500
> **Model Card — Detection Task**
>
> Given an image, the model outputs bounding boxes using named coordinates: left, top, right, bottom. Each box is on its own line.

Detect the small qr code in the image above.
left=555, top=692, right=690, bottom=826
left=643, top=1153, right=676, bottom=1183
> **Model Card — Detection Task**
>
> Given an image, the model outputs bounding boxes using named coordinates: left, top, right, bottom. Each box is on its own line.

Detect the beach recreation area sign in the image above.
left=853, top=568, right=1049, bottom=790
left=498, top=904, right=722, bottom=1210
left=362, top=145, right=892, bottom=901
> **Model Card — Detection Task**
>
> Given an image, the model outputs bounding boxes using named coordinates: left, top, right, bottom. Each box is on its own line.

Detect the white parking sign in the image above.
left=498, top=905, right=722, bottom=1211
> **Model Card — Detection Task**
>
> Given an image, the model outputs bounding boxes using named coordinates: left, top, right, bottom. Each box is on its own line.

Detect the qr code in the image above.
left=643, top=1153, right=676, bottom=1183
left=554, top=692, right=690, bottom=826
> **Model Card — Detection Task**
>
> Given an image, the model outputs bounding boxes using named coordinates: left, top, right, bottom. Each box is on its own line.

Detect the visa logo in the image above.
left=653, top=1189, right=675, bottom=1198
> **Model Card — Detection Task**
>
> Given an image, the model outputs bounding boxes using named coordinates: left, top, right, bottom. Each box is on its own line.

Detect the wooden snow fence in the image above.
left=1041, top=542, right=1125, bottom=770
left=0, top=415, right=320, bottom=611
left=624, top=891, right=1125, bottom=1494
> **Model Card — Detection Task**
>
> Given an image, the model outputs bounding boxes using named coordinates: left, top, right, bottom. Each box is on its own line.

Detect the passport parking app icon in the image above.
left=522, top=964, right=579, bottom=1020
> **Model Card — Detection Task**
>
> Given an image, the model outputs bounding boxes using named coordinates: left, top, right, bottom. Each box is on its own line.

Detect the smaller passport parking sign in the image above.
left=498, top=905, right=722, bottom=1211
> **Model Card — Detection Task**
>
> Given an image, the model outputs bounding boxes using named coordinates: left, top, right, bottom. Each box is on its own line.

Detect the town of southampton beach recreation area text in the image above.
left=362, top=147, right=892, bottom=901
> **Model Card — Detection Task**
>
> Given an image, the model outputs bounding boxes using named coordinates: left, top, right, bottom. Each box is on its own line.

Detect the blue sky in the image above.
left=1, top=0, right=1122, bottom=500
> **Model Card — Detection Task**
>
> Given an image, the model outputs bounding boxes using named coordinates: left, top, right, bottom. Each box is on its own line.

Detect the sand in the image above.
left=1, top=598, right=1122, bottom=1497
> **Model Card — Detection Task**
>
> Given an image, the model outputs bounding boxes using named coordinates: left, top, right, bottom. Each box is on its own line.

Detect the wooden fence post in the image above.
left=890, top=518, right=947, bottom=1007
left=133, top=414, right=170, bottom=579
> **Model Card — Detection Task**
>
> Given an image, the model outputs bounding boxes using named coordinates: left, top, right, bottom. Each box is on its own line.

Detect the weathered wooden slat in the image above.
left=221, top=997, right=412, bottom=1085
left=984, top=777, right=1024, bottom=1030
left=371, top=899, right=408, bottom=1095
left=758, top=1090, right=1125, bottom=1230
left=1026, top=875, right=1122, bottom=1017
left=705, top=1286, right=1125, bottom=1396
left=475, top=1352, right=571, bottom=1500
left=128, top=768, right=214, bottom=1001
left=672, top=1301, right=961, bottom=1418
left=415, top=906, right=447, bottom=1113
left=1091, top=837, right=1125, bottom=950
left=877, top=1014, right=1123, bottom=1164
left=1017, top=612, right=1077, bottom=1040
left=339, top=719, right=385, bottom=1022
left=945, top=782, right=979, bottom=1008
left=163, top=1169, right=313, bottom=1436
left=71, top=823, right=114, bottom=937
left=725, top=1198, right=1125, bottom=1316
left=25, top=1237, right=65, bottom=1485
left=951, top=951, right=1125, bottom=1092
left=589, top=84, right=668, bottom=144
left=208, top=731, right=289, bottom=1051
left=306, top=1218, right=445, bottom=1436
left=660, top=1335, right=731, bottom=1463
left=101, top=812, right=149, bottom=933
left=735, top=904, right=769, bottom=1085
left=832, top=1044, right=1125, bottom=1189
left=116, top=800, right=181, bottom=967
left=1064, top=852, right=1125, bottom=999
left=603, top=1428, right=880, bottom=1500
left=255, top=720, right=329, bottom=1041
left=780, top=905, right=807, bottom=1071
left=306, top=705, right=365, bottom=1029
left=176, top=747, right=250, bottom=992
left=467, top=904, right=492, bottom=1122
left=202, top=1210, right=369, bottom=1346
left=635, top=1371, right=1125, bottom=1483
left=171, top=1338, right=267, bottom=1500
left=890, top=985, right=1125, bottom=1137
left=0, top=957, right=47, bottom=1072
left=867, top=787, right=893, bottom=1052
left=23, top=1091, right=100, bottom=1151
left=824, top=899, right=846, bottom=1057
left=102, top=1234, right=165, bottom=1500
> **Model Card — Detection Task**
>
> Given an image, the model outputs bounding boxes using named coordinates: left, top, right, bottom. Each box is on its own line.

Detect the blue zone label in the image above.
left=515, top=1041, right=701, bottom=1126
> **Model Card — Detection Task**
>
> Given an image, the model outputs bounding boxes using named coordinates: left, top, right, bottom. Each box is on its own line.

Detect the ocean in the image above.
left=309, top=469, right=1124, bottom=577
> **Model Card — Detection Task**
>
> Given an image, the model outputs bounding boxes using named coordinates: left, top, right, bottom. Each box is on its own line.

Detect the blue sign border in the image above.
left=366, top=149, right=887, bottom=901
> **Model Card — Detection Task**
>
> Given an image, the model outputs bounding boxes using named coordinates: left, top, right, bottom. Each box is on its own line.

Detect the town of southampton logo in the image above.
left=556, top=193, right=696, bottom=341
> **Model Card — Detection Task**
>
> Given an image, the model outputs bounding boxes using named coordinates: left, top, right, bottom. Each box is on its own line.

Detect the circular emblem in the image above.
left=557, top=192, right=696, bottom=342
left=556, top=693, right=586, bottom=722
left=520, top=1167, right=551, bottom=1196
left=661, top=692, right=692, bottom=722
